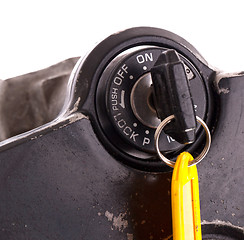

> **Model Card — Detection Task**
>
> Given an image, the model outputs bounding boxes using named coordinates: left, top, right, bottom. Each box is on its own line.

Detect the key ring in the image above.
left=154, top=115, right=211, bottom=168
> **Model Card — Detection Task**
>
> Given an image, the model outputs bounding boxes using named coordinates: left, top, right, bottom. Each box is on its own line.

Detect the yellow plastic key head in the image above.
left=171, top=152, right=202, bottom=240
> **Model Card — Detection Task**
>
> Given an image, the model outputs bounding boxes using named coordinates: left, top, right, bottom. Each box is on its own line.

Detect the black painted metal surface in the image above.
left=0, top=27, right=243, bottom=239
left=0, top=75, right=243, bottom=239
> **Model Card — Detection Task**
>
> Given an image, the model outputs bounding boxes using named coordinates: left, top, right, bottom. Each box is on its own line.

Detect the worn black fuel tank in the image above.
left=0, top=27, right=243, bottom=240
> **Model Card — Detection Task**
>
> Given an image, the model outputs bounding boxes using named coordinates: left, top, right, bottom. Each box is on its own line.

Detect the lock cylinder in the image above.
left=96, top=46, right=207, bottom=161
left=90, top=27, right=216, bottom=171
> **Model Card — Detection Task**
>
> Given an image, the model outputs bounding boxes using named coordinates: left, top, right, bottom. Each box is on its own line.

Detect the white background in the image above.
left=0, top=0, right=244, bottom=79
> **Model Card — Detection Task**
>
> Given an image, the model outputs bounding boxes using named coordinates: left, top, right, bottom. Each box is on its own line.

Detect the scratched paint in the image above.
left=104, top=211, right=128, bottom=232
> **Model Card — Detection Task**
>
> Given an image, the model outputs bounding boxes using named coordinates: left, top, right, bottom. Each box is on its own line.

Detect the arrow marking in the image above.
left=119, top=90, right=125, bottom=108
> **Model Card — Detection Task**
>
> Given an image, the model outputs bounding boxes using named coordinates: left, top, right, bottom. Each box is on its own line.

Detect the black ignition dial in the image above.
left=96, top=46, right=207, bottom=160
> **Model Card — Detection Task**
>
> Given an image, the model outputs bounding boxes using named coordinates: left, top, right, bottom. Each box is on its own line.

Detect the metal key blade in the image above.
left=171, top=152, right=202, bottom=240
